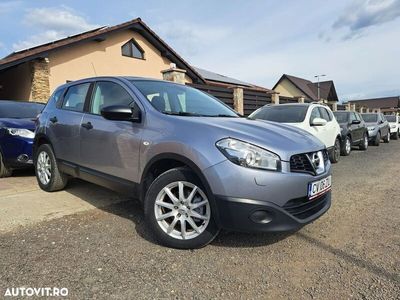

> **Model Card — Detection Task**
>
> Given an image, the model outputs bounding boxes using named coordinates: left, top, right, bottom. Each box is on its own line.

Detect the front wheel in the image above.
left=329, top=138, right=341, bottom=163
left=144, top=167, right=219, bottom=249
left=0, top=152, right=12, bottom=178
left=35, top=144, right=68, bottom=192
left=383, top=131, right=390, bottom=143
left=373, top=132, right=381, bottom=146
left=359, top=133, right=368, bottom=151
left=392, top=131, right=398, bottom=140
left=340, top=136, right=352, bottom=156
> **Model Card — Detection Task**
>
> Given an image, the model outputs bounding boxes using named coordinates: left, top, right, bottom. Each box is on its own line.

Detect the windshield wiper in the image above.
left=209, top=114, right=239, bottom=118
left=162, top=111, right=205, bottom=117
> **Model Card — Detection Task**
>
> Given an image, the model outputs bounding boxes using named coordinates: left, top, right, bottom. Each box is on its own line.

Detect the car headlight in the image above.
left=5, top=128, right=35, bottom=139
left=216, top=138, right=281, bottom=171
left=367, top=126, right=376, bottom=131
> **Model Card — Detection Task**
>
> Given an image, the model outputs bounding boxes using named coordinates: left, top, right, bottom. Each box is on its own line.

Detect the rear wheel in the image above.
left=383, top=131, right=390, bottom=143
left=0, top=152, right=12, bottom=178
left=359, top=133, right=368, bottom=151
left=144, top=167, right=219, bottom=249
left=373, top=132, right=381, bottom=146
left=35, top=144, right=68, bottom=192
left=340, top=136, right=352, bottom=156
left=329, top=138, right=341, bottom=163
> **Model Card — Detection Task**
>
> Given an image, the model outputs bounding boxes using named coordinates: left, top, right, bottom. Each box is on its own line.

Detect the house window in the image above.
left=121, top=39, right=145, bottom=59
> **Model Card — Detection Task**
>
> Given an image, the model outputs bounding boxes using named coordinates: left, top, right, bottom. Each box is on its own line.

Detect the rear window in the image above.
left=385, top=115, right=396, bottom=122
left=250, top=105, right=308, bottom=123
left=333, top=112, right=348, bottom=123
left=361, top=114, right=378, bottom=122
left=0, top=101, right=45, bottom=118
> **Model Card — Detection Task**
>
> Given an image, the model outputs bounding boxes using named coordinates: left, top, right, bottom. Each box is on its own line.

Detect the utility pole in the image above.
left=314, top=74, right=326, bottom=101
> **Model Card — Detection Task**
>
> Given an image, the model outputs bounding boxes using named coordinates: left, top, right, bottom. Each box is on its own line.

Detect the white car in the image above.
left=385, top=114, right=399, bottom=140
left=249, top=103, right=342, bottom=163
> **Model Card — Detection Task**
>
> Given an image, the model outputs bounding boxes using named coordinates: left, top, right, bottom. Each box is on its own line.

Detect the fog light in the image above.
left=249, top=210, right=273, bottom=224
left=17, top=154, right=29, bottom=162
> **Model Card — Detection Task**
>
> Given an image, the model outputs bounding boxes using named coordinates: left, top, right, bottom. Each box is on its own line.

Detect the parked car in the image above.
left=249, top=103, right=341, bottom=163
left=34, top=77, right=332, bottom=249
left=333, top=111, right=368, bottom=155
left=0, top=100, right=44, bottom=177
left=361, top=113, right=390, bottom=146
left=385, top=114, right=399, bottom=140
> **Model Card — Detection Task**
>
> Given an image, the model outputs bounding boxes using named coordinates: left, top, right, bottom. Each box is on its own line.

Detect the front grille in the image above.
left=290, top=150, right=329, bottom=175
left=283, top=193, right=329, bottom=219
left=290, top=154, right=314, bottom=175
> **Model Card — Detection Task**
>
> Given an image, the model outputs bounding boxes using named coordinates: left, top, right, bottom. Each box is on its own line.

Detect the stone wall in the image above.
left=31, top=59, right=50, bottom=102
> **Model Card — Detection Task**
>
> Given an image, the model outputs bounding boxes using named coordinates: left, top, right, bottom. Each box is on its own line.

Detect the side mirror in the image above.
left=311, top=117, right=327, bottom=126
left=379, top=120, right=384, bottom=124
left=351, top=120, right=361, bottom=125
left=101, top=104, right=141, bottom=122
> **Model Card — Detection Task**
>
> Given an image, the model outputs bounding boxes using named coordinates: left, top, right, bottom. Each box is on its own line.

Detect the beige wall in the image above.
left=48, top=29, right=192, bottom=93
left=0, top=62, right=32, bottom=100
left=273, top=78, right=304, bottom=98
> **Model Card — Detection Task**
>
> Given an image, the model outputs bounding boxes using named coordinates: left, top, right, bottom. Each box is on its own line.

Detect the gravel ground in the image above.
left=0, top=141, right=399, bottom=299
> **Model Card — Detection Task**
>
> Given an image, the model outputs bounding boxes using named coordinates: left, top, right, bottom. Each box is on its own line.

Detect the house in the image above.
left=273, top=74, right=339, bottom=103
left=347, top=96, right=400, bottom=113
left=0, top=18, right=207, bottom=102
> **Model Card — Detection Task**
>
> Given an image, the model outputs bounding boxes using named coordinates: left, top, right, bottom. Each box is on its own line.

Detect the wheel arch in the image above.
left=140, top=153, right=221, bottom=225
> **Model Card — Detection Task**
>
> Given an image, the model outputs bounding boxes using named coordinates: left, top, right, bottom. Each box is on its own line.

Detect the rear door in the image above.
left=79, top=80, right=143, bottom=183
left=46, top=82, right=91, bottom=164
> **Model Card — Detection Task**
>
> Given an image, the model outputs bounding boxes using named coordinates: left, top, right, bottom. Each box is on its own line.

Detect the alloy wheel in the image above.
left=154, top=181, right=210, bottom=240
left=345, top=139, right=351, bottom=154
left=37, top=151, right=52, bottom=185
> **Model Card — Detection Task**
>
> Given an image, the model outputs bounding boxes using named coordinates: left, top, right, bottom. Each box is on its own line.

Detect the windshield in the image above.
left=361, top=114, right=378, bottom=123
left=130, top=80, right=238, bottom=117
left=249, top=105, right=308, bottom=123
left=0, top=101, right=44, bottom=118
left=385, top=115, right=396, bottom=122
left=333, top=112, right=349, bottom=123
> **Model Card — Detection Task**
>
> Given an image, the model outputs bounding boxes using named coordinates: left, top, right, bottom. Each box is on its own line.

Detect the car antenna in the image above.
left=91, top=62, right=97, bottom=76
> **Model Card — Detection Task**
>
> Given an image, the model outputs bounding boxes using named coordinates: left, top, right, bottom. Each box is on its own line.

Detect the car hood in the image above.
left=180, top=117, right=325, bottom=161
left=0, top=118, right=35, bottom=130
left=364, top=122, right=378, bottom=127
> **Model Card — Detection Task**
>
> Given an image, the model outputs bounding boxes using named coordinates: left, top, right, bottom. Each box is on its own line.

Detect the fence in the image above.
left=279, top=96, right=299, bottom=104
left=243, top=89, right=272, bottom=116
left=187, top=83, right=234, bottom=109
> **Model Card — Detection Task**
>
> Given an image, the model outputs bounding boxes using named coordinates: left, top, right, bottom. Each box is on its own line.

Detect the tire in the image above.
left=35, top=144, right=68, bottom=192
left=359, top=133, right=368, bottom=151
left=0, top=152, right=12, bottom=178
left=340, top=136, right=352, bottom=156
left=329, top=138, right=341, bottom=163
left=144, top=167, right=220, bottom=249
left=392, top=131, right=398, bottom=140
left=383, top=131, right=390, bottom=143
left=373, top=132, right=381, bottom=146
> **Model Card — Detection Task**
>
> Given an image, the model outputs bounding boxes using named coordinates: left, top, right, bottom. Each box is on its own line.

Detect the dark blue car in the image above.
left=0, top=100, right=45, bottom=177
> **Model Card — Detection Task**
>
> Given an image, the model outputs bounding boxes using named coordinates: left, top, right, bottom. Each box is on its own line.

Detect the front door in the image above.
left=79, top=80, right=143, bottom=183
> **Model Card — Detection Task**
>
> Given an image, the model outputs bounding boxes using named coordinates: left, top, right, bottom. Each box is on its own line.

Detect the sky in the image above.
left=0, top=0, right=399, bottom=101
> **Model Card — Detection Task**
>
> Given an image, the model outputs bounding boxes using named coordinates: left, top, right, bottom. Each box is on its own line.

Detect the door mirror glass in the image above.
left=101, top=104, right=141, bottom=122
left=351, top=119, right=361, bottom=125
left=311, top=117, right=327, bottom=126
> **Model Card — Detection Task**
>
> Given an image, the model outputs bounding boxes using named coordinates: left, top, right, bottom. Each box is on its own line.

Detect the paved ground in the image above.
left=0, top=141, right=399, bottom=299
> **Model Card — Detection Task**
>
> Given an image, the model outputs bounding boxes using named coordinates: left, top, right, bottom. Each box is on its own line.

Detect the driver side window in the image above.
left=310, top=107, right=321, bottom=124
left=90, top=81, right=134, bottom=115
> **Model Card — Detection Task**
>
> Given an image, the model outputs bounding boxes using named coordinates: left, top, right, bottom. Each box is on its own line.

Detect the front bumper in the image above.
left=215, top=192, right=331, bottom=232
left=203, top=159, right=332, bottom=232
left=1, top=135, right=34, bottom=169
left=390, top=127, right=398, bottom=134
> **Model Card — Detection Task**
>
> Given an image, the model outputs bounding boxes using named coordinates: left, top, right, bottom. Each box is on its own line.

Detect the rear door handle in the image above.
left=49, top=116, right=58, bottom=123
left=81, top=122, right=93, bottom=130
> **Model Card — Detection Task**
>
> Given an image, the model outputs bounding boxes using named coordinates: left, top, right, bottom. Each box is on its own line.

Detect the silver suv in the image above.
left=34, top=77, right=332, bottom=249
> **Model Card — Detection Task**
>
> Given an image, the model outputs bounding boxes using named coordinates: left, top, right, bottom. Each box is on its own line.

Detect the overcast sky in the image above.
left=0, top=0, right=399, bottom=101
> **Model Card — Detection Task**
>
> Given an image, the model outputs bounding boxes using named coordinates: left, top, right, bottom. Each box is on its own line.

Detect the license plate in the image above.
left=308, top=176, right=331, bottom=200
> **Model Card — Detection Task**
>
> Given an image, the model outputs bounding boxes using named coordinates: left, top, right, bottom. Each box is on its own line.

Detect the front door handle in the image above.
left=49, top=116, right=58, bottom=123
left=81, top=122, right=93, bottom=130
